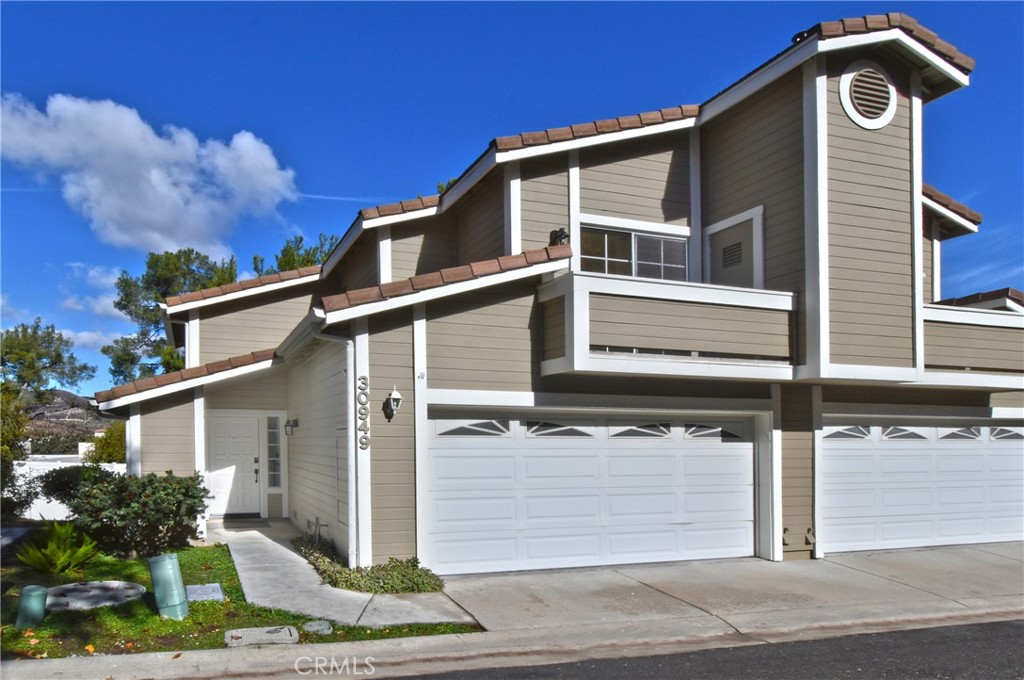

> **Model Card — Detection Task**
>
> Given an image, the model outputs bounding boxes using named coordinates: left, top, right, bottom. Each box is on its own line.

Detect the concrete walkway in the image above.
left=203, top=519, right=474, bottom=627
left=3, top=535, right=1020, bottom=679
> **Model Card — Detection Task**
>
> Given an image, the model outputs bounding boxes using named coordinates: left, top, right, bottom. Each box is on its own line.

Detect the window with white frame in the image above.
left=266, top=416, right=282, bottom=488
left=581, top=227, right=687, bottom=282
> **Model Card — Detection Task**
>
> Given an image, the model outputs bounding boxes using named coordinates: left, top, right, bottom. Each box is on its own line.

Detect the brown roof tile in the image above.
left=936, top=288, right=1024, bottom=308
left=319, top=246, right=573, bottom=317
left=164, top=266, right=321, bottom=308
left=923, top=184, right=983, bottom=225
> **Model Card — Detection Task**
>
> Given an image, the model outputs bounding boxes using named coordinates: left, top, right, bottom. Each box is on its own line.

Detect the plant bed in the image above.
left=1, top=545, right=479, bottom=659
left=293, top=536, right=445, bottom=593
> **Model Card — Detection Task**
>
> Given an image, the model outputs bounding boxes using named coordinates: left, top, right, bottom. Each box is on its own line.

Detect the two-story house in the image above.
left=96, top=13, right=1023, bottom=575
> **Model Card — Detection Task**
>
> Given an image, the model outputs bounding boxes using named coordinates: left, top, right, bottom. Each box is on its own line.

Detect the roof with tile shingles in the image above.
left=923, top=184, right=983, bottom=225
left=164, top=266, right=321, bottom=308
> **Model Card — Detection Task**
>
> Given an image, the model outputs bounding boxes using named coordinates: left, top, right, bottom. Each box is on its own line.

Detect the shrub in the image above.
left=66, top=472, right=209, bottom=558
left=16, top=520, right=100, bottom=574
left=294, top=535, right=444, bottom=593
left=30, top=431, right=84, bottom=455
left=85, top=421, right=126, bottom=464
left=0, top=464, right=39, bottom=518
left=38, top=464, right=117, bottom=506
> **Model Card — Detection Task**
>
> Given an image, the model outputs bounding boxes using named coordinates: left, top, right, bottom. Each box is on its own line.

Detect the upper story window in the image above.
left=581, top=227, right=687, bottom=282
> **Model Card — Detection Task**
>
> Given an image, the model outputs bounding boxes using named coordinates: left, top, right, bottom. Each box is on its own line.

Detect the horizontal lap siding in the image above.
left=922, top=232, right=934, bottom=301
left=286, top=342, right=349, bottom=554
left=924, top=322, right=1024, bottom=372
left=390, top=215, right=458, bottom=281
left=701, top=70, right=805, bottom=360
left=541, top=296, right=566, bottom=360
left=427, top=284, right=536, bottom=391
left=140, top=393, right=196, bottom=477
left=827, top=55, right=913, bottom=367
left=369, top=310, right=416, bottom=562
left=822, top=385, right=991, bottom=408
left=580, top=132, right=690, bottom=226
left=204, top=366, right=288, bottom=411
left=590, top=294, right=790, bottom=359
left=338, top=236, right=379, bottom=292
left=200, top=291, right=312, bottom=364
left=521, top=155, right=569, bottom=251
left=780, top=384, right=813, bottom=559
left=456, top=176, right=504, bottom=264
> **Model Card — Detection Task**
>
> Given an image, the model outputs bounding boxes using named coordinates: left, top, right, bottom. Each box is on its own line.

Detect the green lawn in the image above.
left=1, top=544, right=479, bottom=660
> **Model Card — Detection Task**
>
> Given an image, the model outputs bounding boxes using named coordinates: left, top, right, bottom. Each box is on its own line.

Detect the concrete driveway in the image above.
left=443, top=542, right=1024, bottom=638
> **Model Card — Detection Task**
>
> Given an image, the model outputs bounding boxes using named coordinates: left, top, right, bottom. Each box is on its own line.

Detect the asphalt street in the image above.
left=409, top=620, right=1024, bottom=680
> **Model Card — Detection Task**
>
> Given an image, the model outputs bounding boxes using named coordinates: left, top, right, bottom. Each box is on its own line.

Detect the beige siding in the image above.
left=922, top=226, right=934, bottom=302
left=369, top=310, right=416, bottom=562
left=200, top=290, right=312, bottom=364
left=827, top=55, right=914, bottom=367
left=991, top=391, right=1024, bottom=409
left=823, top=385, right=991, bottom=408
left=542, top=296, right=566, bottom=360
left=580, top=132, right=690, bottom=226
left=590, top=294, right=790, bottom=359
left=780, top=384, right=813, bottom=560
left=140, top=392, right=196, bottom=477
left=924, top=322, right=1024, bottom=373
left=204, top=366, right=288, bottom=411
left=455, top=174, right=505, bottom=264
left=390, top=215, right=458, bottom=281
left=338, top=235, right=379, bottom=292
left=285, top=341, right=349, bottom=554
left=701, top=69, right=805, bottom=360
left=521, top=154, right=569, bottom=251
left=427, top=283, right=536, bottom=391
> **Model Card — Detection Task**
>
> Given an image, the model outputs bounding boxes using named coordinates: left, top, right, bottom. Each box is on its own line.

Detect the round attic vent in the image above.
left=839, top=60, right=897, bottom=130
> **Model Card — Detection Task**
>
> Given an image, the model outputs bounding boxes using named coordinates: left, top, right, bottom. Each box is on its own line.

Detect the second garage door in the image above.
left=424, top=417, right=754, bottom=574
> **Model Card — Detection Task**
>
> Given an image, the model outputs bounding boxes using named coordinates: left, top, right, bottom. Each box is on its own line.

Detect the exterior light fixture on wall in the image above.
left=549, top=227, right=570, bottom=246
left=284, top=418, right=299, bottom=436
left=382, top=386, right=403, bottom=422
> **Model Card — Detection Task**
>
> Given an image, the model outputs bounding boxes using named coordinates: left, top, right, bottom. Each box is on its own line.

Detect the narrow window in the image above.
left=267, top=416, right=282, bottom=487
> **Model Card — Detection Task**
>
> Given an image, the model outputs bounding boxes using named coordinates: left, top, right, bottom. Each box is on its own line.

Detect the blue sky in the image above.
left=2, top=2, right=1021, bottom=397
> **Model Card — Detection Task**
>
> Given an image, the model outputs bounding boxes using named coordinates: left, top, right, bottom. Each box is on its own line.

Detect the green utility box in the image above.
left=148, top=553, right=189, bottom=620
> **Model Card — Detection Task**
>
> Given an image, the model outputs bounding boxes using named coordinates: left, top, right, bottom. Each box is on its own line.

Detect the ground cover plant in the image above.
left=294, top=535, right=445, bottom=593
left=1, top=543, right=478, bottom=660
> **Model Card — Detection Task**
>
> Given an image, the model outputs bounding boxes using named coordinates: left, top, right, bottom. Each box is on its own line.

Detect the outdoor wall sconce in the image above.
left=382, top=386, right=403, bottom=422
left=549, top=227, right=570, bottom=246
left=284, top=418, right=299, bottom=436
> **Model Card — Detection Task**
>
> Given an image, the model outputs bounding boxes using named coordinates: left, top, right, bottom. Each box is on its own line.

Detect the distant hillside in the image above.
left=24, top=390, right=118, bottom=444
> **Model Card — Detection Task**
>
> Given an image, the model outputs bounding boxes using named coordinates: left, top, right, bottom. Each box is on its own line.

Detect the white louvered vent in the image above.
left=850, top=69, right=891, bottom=119
left=840, top=60, right=897, bottom=130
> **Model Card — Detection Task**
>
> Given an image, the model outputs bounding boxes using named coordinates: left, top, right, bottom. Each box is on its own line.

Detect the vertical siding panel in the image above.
left=140, top=393, right=196, bottom=477
left=369, top=310, right=417, bottom=561
left=521, top=154, right=569, bottom=251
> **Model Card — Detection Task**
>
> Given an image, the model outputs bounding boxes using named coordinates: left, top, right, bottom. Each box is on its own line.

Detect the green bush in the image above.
left=0, top=465, right=39, bottom=518
left=65, top=472, right=209, bottom=558
left=16, top=520, right=100, bottom=574
left=294, top=535, right=444, bottom=593
left=85, top=421, right=126, bottom=464
left=30, top=431, right=84, bottom=455
left=38, top=464, right=117, bottom=506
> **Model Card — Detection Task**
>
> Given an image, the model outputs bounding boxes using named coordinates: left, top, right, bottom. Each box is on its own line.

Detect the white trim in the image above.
left=568, top=151, right=581, bottom=272
left=689, top=129, right=703, bottom=282
left=811, top=385, right=824, bottom=559
left=567, top=272, right=794, bottom=311
left=839, top=60, right=897, bottom=130
left=703, top=205, right=764, bottom=289
left=911, top=70, right=925, bottom=376
left=438, top=149, right=497, bottom=213
left=412, top=304, right=429, bottom=569
left=206, top=409, right=288, bottom=521
left=579, top=212, right=692, bottom=238
left=362, top=206, right=439, bottom=230
left=425, top=388, right=772, bottom=414
left=917, top=371, right=1024, bottom=390
left=377, top=226, right=392, bottom=284
left=345, top=339, right=358, bottom=566
left=322, top=218, right=364, bottom=276
left=127, top=404, right=142, bottom=477
left=165, top=274, right=319, bottom=314
left=947, top=297, right=1024, bottom=314
left=931, top=221, right=942, bottom=302
left=922, top=195, right=980, bottom=234
left=769, top=385, right=784, bottom=561
left=97, top=359, right=276, bottom=411
left=186, top=311, right=200, bottom=368
left=991, top=407, right=1024, bottom=420
left=353, top=319, right=372, bottom=567
left=923, top=305, right=1024, bottom=328
left=322, top=259, right=571, bottom=326
left=826, top=364, right=920, bottom=382
left=817, top=30, right=970, bottom=88
left=800, top=57, right=830, bottom=378
left=495, top=118, right=697, bottom=163
left=194, top=387, right=207, bottom=538
left=505, top=162, right=521, bottom=255
left=580, top=354, right=793, bottom=381
left=570, top=288, right=589, bottom=375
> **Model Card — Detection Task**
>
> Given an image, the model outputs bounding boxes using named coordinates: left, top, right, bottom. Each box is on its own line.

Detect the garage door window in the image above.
left=991, top=427, right=1024, bottom=440
left=939, top=427, right=982, bottom=440
left=610, top=423, right=671, bottom=438
left=684, top=424, right=743, bottom=441
left=881, top=426, right=927, bottom=441
left=825, top=425, right=871, bottom=440
left=436, top=420, right=510, bottom=437
left=526, top=421, right=595, bottom=438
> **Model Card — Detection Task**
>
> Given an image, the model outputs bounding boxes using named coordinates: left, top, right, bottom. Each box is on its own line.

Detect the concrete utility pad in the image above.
left=46, top=581, right=145, bottom=611
left=224, top=625, right=298, bottom=647
left=826, top=543, right=1024, bottom=601
left=444, top=568, right=706, bottom=631
left=359, top=592, right=477, bottom=628
left=619, top=558, right=943, bottom=615
left=186, top=584, right=224, bottom=602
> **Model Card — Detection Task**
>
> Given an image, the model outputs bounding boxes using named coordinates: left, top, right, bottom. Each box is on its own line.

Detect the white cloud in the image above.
left=60, top=293, right=126, bottom=320
left=1, top=93, right=297, bottom=257
left=0, top=294, right=30, bottom=325
left=60, top=329, right=121, bottom=351
left=68, top=262, right=121, bottom=290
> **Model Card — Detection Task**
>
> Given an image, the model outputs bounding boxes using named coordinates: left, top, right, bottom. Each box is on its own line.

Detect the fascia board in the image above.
left=817, top=30, right=970, bottom=88
left=922, top=196, right=979, bottom=235
left=97, top=359, right=276, bottom=411
left=923, top=305, right=1024, bottom=328
left=166, top=275, right=319, bottom=314
left=494, top=119, right=697, bottom=163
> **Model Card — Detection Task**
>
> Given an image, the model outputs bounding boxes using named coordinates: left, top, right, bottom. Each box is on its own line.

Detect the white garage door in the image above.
left=820, top=425, right=1024, bottom=553
left=424, top=417, right=754, bottom=574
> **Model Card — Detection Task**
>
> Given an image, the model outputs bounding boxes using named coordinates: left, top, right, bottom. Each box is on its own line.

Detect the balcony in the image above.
left=538, top=272, right=795, bottom=380
left=922, top=305, right=1024, bottom=385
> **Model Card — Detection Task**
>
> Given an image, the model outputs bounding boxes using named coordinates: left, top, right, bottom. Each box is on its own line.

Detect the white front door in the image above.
left=207, top=415, right=261, bottom=517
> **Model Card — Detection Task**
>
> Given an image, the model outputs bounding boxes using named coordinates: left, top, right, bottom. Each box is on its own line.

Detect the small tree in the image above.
left=1, top=390, right=29, bottom=499
left=86, top=421, right=126, bottom=464
left=1, top=318, right=95, bottom=399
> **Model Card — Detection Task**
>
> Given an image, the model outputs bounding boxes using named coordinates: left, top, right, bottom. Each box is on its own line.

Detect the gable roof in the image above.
left=922, top=184, right=983, bottom=225
left=95, top=348, right=278, bottom=406
left=164, top=266, right=321, bottom=309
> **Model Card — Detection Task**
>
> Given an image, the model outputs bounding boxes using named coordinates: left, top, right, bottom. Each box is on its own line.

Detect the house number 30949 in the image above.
left=356, top=375, right=371, bottom=450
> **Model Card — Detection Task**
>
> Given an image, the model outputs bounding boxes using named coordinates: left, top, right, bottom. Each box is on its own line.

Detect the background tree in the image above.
left=102, top=249, right=237, bottom=383
left=86, top=421, right=126, bottom=464
left=252, top=233, right=339, bottom=276
left=1, top=318, right=96, bottom=399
